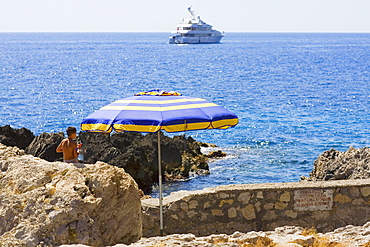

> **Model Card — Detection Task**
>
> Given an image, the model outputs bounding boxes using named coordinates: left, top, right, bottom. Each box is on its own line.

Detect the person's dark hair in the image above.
left=66, top=126, right=77, bottom=137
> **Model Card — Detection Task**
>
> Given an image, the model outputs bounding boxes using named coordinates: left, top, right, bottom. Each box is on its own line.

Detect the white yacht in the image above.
left=169, top=7, right=224, bottom=44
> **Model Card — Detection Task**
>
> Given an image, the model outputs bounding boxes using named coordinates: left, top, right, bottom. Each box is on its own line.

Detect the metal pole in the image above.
left=158, top=131, right=163, bottom=235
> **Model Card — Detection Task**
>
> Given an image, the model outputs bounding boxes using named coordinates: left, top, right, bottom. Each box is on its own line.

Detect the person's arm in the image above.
left=56, top=139, right=65, bottom=153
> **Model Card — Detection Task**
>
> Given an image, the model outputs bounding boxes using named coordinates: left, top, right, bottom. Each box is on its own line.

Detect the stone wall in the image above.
left=142, top=179, right=370, bottom=237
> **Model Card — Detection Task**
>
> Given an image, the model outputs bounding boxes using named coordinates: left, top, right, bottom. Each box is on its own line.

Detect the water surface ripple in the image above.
left=1, top=33, right=369, bottom=196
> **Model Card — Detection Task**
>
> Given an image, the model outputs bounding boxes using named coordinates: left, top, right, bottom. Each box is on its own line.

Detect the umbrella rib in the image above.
left=183, top=100, right=214, bottom=131
left=111, top=109, right=126, bottom=132
left=198, top=108, right=213, bottom=129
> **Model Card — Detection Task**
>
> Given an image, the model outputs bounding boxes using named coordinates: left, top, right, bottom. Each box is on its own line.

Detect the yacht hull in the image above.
left=169, top=35, right=223, bottom=44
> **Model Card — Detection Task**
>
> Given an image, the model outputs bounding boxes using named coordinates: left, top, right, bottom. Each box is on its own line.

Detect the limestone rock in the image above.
left=0, top=125, right=35, bottom=150
left=302, top=146, right=370, bottom=181
left=25, top=132, right=64, bottom=162
left=0, top=144, right=142, bottom=246
left=104, top=222, right=370, bottom=247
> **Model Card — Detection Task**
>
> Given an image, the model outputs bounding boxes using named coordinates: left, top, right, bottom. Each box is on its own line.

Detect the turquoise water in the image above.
left=1, top=32, right=370, bottom=196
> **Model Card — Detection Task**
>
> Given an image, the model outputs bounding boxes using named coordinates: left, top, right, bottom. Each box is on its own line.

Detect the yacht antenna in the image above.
left=187, top=6, right=197, bottom=19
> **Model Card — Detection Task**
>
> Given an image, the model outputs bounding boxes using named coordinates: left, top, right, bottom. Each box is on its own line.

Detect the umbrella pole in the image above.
left=158, top=131, right=164, bottom=236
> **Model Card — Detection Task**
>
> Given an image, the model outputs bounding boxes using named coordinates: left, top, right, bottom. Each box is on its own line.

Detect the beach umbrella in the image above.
left=80, top=89, right=238, bottom=234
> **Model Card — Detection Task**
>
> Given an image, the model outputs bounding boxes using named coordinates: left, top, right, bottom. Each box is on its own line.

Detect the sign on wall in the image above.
left=294, top=189, right=333, bottom=211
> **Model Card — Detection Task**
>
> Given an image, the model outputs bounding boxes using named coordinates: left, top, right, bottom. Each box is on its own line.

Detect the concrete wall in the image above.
left=142, top=179, right=370, bottom=237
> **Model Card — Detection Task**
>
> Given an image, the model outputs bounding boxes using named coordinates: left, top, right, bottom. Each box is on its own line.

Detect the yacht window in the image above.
left=182, top=34, right=195, bottom=37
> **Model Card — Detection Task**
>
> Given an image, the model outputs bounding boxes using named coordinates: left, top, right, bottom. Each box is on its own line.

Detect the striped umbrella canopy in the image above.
left=81, top=90, right=238, bottom=133
left=80, top=89, right=238, bottom=234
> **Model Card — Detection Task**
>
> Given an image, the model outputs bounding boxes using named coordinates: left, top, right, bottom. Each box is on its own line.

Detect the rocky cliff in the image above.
left=0, top=144, right=142, bottom=246
left=78, top=131, right=209, bottom=192
left=0, top=126, right=210, bottom=193
left=25, top=132, right=64, bottom=162
left=0, top=125, right=35, bottom=150
left=302, top=146, right=370, bottom=181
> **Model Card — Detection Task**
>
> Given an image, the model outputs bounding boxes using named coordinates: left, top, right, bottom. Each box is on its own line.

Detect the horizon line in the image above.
left=1, top=31, right=370, bottom=34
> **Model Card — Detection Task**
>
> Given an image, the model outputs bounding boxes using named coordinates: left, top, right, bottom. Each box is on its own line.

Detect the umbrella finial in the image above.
left=134, top=89, right=182, bottom=96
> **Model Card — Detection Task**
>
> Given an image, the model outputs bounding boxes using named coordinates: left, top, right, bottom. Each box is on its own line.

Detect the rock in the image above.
left=0, top=125, right=211, bottom=193
left=100, top=222, right=370, bottom=247
left=0, top=125, right=35, bottom=150
left=206, top=150, right=227, bottom=158
left=0, top=143, right=142, bottom=246
left=302, top=146, right=370, bottom=181
left=198, top=142, right=217, bottom=148
left=78, top=132, right=209, bottom=192
left=25, top=132, right=65, bottom=162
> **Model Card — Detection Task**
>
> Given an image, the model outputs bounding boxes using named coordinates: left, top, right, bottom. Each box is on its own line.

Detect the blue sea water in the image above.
left=1, top=32, right=370, bottom=197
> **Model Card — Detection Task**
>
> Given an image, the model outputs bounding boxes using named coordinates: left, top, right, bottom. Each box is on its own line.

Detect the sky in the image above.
left=0, top=0, right=369, bottom=33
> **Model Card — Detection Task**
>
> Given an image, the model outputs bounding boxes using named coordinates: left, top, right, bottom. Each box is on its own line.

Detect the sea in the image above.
left=1, top=32, right=370, bottom=197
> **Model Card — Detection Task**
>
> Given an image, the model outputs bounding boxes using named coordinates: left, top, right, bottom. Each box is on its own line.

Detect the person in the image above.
left=56, top=126, right=80, bottom=163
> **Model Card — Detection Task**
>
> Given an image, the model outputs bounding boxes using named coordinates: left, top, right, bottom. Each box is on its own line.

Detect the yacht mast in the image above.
left=187, top=7, right=197, bottom=19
